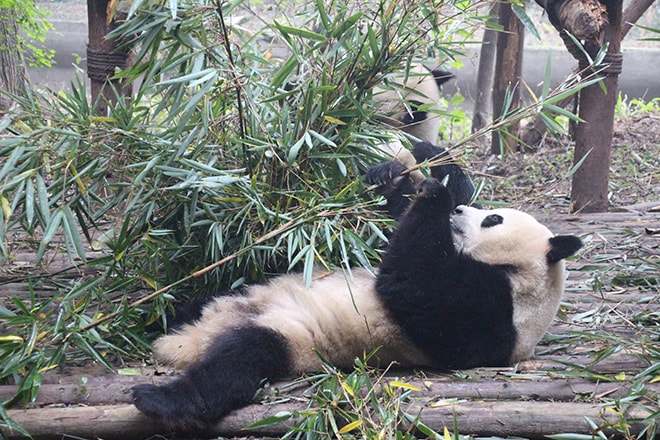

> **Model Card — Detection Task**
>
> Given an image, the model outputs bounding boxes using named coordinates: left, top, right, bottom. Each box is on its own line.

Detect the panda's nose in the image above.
left=453, top=207, right=464, bottom=215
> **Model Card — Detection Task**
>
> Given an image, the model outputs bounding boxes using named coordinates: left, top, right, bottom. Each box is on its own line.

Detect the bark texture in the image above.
left=87, top=0, right=132, bottom=114
left=471, top=3, right=498, bottom=134
left=0, top=12, right=28, bottom=112
left=570, top=0, right=623, bottom=213
left=3, top=399, right=653, bottom=440
left=491, top=2, right=524, bottom=154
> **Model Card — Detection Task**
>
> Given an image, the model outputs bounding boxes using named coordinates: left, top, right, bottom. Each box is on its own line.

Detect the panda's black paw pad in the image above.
left=132, top=384, right=174, bottom=419
left=365, top=161, right=407, bottom=187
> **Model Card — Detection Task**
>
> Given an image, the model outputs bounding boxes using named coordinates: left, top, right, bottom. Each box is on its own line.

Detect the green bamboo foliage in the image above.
left=1, top=1, right=658, bottom=437
left=2, top=0, right=484, bottom=289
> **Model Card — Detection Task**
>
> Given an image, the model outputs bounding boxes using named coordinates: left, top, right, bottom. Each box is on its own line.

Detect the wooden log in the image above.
left=2, top=405, right=166, bottom=440
left=3, top=376, right=658, bottom=408
left=3, top=399, right=653, bottom=439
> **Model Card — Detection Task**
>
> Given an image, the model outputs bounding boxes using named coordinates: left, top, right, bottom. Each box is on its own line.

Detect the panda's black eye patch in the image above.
left=481, top=214, right=503, bottom=228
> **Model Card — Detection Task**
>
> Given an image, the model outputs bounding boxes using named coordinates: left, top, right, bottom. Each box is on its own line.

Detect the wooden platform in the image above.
left=1, top=204, right=659, bottom=439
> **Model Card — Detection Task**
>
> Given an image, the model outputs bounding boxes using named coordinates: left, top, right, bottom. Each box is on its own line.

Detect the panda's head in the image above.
left=450, top=205, right=582, bottom=268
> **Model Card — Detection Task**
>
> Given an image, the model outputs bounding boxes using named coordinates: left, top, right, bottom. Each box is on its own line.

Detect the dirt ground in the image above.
left=472, top=111, right=660, bottom=213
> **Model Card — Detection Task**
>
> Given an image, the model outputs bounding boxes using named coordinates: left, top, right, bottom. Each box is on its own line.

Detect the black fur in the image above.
left=133, top=326, right=291, bottom=431
left=547, top=235, right=583, bottom=264
left=431, top=69, right=454, bottom=89
left=365, top=141, right=476, bottom=219
left=365, top=161, right=416, bottom=219
left=376, top=179, right=517, bottom=368
left=399, top=99, right=429, bottom=125
left=400, top=70, right=453, bottom=127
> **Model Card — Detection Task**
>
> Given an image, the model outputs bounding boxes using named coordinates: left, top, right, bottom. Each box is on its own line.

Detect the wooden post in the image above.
left=570, top=0, right=623, bottom=213
left=0, top=13, right=28, bottom=111
left=491, top=2, right=524, bottom=155
left=471, top=3, right=498, bottom=134
left=86, top=0, right=132, bottom=114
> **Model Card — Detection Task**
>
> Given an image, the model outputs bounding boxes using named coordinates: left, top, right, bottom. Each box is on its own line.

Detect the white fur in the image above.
left=373, top=63, right=443, bottom=145
left=451, top=206, right=566, bottom=361
left=154, top=268, right=430, bottom=372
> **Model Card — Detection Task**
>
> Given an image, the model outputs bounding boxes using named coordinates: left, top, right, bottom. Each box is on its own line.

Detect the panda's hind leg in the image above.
left=133, top=325, right=292, bottom=431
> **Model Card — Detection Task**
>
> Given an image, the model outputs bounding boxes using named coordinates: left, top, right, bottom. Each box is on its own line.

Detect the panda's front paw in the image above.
left=415, top=179, right=453, bottom=208
left=133, top=381, right=210, bottom=431
left=365, top=161, right=407, bottom=188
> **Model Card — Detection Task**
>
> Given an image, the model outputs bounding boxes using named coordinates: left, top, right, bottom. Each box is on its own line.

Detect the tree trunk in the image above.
left=471, top=3, right=498, bottom=134
left=86, top=0, right=132, bottom=114
left=2, top=376, right=657, bottom=407
left=570, top=0, right=623, bottom=213
left=519, top=0, right=654, bottom=151
left=491, top=2, right=524, bottom=155
left=622, top=0, right=656, bottom=37
left=0, top=12, right=28, bottom=112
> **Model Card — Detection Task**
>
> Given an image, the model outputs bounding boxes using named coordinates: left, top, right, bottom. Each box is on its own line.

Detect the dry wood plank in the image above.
left=3, top=399, right=653, bottom=440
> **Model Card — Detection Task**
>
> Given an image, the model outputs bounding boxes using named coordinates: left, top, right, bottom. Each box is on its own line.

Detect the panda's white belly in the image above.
left=153, top=268, right=429, bottom=372
left=252, top=268, right=429, bottom=372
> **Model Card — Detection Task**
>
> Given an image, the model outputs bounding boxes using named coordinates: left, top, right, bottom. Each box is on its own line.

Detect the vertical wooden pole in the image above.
left=0, top=13, right=28, bottom=111
left=491, top=2, right=524, bottom=155
left=472, top=3, right=498, bottom=134
left=87, top=0, right=132, bottom=114
left=570, top=0, right=623, bottom=213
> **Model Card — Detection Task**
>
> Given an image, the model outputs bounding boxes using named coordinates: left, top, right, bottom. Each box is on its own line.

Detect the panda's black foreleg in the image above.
left=413, top=141, right=476, bottom=207
left=377, top=179, right=456, bottom=279
left=133, top=325, right=292, bottom=432
left=364, top=161, right=416, bottom=220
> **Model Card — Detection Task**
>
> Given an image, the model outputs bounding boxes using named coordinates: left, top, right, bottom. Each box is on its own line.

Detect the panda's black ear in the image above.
left=546, top=235, right=583, bottom=264
left=431, top=70, right=454, bottom=88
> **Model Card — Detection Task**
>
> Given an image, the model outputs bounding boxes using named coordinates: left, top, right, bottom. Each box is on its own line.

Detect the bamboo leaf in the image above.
left=565, top=149, right=592, bottom=179
left=337, top=419, right=362, bottom=434
left=244, top=411, right=293, bottom=430
left=511, top=3, right=540, bottom=40
left=330, top=12, right=364, bottom=38
left=36, top=208, right=64, bottom=262
left=0, top=145, right=25, bottom=183
left=25, top=175, right=35, bottom=225
left=273, top=21, right=327, bottom=41
left=271, top=56, right=298, bottom=89
left=62, top=205, right=87, bottom=262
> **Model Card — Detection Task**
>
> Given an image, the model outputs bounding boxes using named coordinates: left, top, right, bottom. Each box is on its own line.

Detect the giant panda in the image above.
left=132, top=176, right=582, bottom=432
left=373, top=63, right=454, bottom=145
left=367, top=140, right=477, bottom=218
left=367, top=64, right=475, bottom=210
